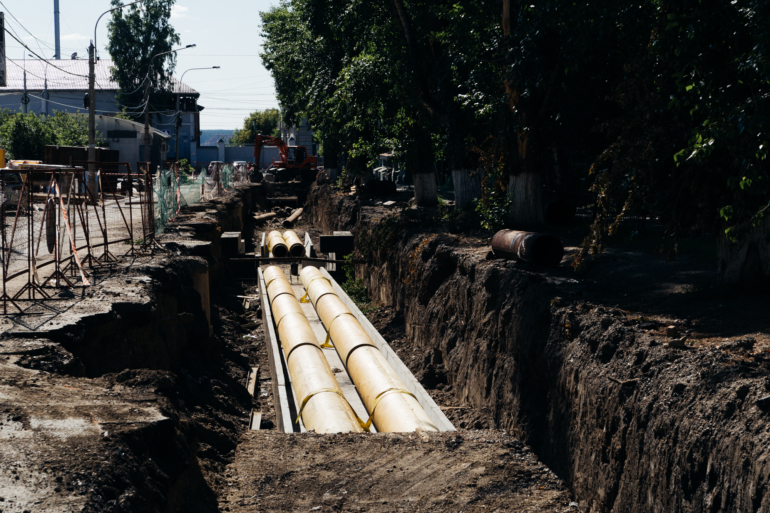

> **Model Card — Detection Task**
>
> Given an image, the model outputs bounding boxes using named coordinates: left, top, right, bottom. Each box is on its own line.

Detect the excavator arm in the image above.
left=254, top=134, right=289, bottom=168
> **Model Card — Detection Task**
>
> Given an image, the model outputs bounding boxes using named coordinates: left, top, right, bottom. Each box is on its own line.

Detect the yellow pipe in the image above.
left=283, top=230, right=305, bottom=257
left=267, top=230, right=288, bottom=257
left=299, top=266, right=438, bottom=433
left=263, top=266, right=363, bottom=433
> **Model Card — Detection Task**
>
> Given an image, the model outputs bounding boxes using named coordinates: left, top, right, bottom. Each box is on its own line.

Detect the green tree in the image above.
left=0, top=113, right=52, bottom=160
left=106, top=0, right=180, bottom=122
left=575, top=0, right=770, bottom=283
left=230, top=109, right=281, bottom=144
left=0, top=112, right=105, bottom=160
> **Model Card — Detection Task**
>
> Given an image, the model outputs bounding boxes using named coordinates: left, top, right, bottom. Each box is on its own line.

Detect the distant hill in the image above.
left=200, top=130, right=235, bottom=146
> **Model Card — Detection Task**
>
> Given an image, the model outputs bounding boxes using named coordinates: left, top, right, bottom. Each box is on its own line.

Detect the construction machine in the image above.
left=253, top=134, right=318, bottom=182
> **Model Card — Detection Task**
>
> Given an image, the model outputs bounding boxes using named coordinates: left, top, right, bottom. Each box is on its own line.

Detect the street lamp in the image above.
left=175, top=66, right=220, bottom=162
left=142, top=44, right=196, bottom=167
left=88, top=0, right=148, bottom=193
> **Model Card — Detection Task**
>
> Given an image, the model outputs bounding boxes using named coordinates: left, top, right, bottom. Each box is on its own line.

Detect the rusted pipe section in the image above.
left=282, top=230, right=305, bottom=257
left=491, top=229, right=564, bottom=267
left=282, top=207, right=303, bottom=228
left=267, top=230, right=288, bottom=257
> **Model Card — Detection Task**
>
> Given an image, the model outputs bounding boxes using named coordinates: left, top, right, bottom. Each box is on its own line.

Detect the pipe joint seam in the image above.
left=343, top=342, right=379, bottom=369
left=285, top=341, right=324, bottom=362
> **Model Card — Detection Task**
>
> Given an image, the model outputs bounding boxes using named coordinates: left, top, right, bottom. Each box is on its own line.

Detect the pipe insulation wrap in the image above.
left=299, top=266, right=439, bottom=433
left=267, top=230, right=289, bottom=257
left=283, top=230, right=305, bottom=257
left=264, top=266, right=363, bottom=433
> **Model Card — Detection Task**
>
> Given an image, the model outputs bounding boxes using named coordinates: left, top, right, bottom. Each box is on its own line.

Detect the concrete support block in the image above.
left=221, top=231, right=243, bottom=257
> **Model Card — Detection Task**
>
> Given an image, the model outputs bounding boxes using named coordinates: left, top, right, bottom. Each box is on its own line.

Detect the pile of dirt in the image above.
left=219, top=430, right=574, bottom=512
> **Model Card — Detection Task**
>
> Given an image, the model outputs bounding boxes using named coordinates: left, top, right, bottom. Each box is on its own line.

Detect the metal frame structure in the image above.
left=0, top=164, right=154, bottom=314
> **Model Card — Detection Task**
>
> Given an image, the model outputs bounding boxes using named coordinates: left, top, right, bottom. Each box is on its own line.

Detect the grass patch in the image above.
left=341, top=254, right=378, bottom=314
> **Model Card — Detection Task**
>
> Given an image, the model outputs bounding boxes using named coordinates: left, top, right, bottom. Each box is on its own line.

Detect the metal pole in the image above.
left=88, top=42, right=97, bottom=197
left=175, top=93, right=181, bottom=163
left=144, top=78, right=151, bottom=168
left=54, top=0, right=61, bottom=59
left=89, top=1, right=149, bottom=202
left=22, top=71, right=28, bottom=114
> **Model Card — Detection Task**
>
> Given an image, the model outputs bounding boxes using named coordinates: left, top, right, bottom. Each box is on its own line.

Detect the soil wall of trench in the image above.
left=2, top=186, right=263, bottom=513
left=308, top=185, right=770, bottom=513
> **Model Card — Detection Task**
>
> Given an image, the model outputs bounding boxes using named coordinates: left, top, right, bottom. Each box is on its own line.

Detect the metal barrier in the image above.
left=0, top=161, right=251, bottom=314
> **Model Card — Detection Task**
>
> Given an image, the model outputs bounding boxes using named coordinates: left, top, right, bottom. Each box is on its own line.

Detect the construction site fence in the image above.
left=153, top=163, right=251, bottom=234
left=0, top=162, right=252, bottom=314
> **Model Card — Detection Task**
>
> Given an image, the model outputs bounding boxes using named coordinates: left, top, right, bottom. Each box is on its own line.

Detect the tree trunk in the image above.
left=717, top=217, right=770, bottom=286
left=508, top=172, right=543, bottom=226
left=413, top=172, right=438, bottom=207
left=452, top=169, right=482, bottom=210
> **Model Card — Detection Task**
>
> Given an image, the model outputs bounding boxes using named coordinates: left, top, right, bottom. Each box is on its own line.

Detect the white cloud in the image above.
left=62, top=33, right=87, bottom=41
left=171, top=5, right=188, bottom=18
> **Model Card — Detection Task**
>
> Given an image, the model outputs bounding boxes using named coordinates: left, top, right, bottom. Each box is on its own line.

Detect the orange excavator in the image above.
left=253, top=134, right=318, bottom=182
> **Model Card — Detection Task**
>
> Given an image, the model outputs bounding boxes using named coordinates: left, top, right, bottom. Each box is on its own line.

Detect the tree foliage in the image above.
left=262, top=0, right=770, bottom=271
left=107, top=0, right=180, bottom=122
left=230, top=108, right=281, bottom=144
left=0, top=112, right=105, bottom=160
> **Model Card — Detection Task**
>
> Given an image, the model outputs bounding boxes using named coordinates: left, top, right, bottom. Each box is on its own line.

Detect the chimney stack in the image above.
left=54, top=0, right=61, bottom=59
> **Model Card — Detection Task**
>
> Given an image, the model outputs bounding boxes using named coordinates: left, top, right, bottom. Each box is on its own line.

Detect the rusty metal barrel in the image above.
left=491, top=230, right=564, bottom=267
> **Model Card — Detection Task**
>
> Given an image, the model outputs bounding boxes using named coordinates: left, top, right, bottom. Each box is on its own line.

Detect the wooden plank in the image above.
left=249, top=410, right=262, bottom=430
left=320, top=268, right=456, bottom=432
left=246, top=366, right=259, bottom=396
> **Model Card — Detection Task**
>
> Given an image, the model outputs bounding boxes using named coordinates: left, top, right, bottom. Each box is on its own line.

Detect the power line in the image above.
left=3, top=29, right=88, bottom=78
left=0, top=1, right=57, bottom=52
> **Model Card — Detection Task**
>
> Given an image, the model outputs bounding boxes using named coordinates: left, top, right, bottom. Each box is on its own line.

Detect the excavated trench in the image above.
left=307, top=185, right=770, bottom=513
left=2, top=183, right=575, bottom=513
left=6, top=180, right=768, bottom=512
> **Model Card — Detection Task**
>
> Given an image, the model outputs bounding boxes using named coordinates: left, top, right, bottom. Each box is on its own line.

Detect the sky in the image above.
left=2, top=0, right=280, bottom=129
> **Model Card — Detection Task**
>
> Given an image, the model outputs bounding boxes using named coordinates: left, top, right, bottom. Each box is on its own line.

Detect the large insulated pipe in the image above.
left=263, top=266, right=363, bottom=433
left=300, top=266, right=438, bottom=433
left=283, top=230, right=305, bottom=257
left=491, top=229, right=564, bottom=267
left=267, top=230, right=289, bottom=257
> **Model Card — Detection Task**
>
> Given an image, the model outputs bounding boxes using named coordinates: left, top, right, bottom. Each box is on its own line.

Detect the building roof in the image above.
left=95, top=114, right=171, bottom=140
left=1, top=59, right=198, bottom=95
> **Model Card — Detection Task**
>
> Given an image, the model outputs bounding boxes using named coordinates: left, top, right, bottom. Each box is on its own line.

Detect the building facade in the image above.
left=0, top=59, right=199, bottom=164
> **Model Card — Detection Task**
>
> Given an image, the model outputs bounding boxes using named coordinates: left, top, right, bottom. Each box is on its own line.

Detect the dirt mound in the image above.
left=220, top=431, right=573, bottom=512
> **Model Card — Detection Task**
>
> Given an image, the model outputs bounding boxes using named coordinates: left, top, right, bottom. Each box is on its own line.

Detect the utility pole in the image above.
left=143, top=73, right=151, bottom=167
left=22, top=70, right=28, bottom=114
left=88, top=41, right=96, bottom=194
left=88, top=0, right=149, bottom=199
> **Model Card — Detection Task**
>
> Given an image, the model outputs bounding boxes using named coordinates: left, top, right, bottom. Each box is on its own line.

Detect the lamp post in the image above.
left=88, top=0, right=148, bottom=196
left=175, top=66, right=220, bottom=163
left=143, top=44, right=196, bottom=168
